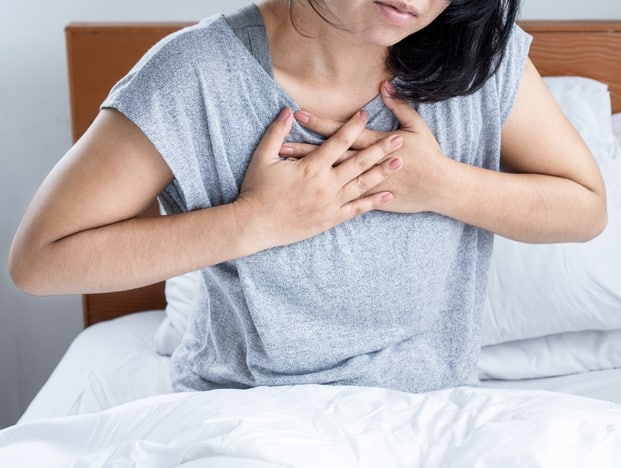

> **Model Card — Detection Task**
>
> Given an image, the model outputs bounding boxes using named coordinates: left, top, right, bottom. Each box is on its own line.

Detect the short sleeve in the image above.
left=101, top=19, right=219, bottom=213
left=494, top=25, right=533, bottom=126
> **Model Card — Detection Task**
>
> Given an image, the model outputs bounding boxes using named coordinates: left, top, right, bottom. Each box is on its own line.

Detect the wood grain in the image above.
left=523, top=21, right=621, bottom=113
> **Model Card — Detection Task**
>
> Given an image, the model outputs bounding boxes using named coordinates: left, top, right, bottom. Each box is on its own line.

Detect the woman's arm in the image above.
left=9, top=109, right=250, bottom=295
left=9, top=108, right=402, bottom=295
left=433, top=59, right=607, bottom=242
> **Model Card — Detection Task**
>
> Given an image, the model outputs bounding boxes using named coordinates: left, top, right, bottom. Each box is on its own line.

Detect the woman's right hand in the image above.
left=234, top=108, right=403, bottom=251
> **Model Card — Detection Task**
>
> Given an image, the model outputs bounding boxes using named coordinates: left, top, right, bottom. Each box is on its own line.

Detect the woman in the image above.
left=9, top=1, right=606, bottom=393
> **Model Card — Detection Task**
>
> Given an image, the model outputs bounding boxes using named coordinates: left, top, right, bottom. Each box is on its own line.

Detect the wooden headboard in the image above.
left=65, top=20, right=621, bottom=327
left=522, top=21, right=621, bottom=113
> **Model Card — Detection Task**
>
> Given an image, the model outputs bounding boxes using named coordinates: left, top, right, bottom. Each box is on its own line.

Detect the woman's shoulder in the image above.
left=492, top=24, right=533, bottom=123
left=496, top=24, right=533, bottom=81
left=135, top=15, right=240, bottom=69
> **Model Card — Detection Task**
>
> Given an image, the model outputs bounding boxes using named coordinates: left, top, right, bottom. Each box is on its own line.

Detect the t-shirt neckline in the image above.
left=218, top=6, right=386, bottom=118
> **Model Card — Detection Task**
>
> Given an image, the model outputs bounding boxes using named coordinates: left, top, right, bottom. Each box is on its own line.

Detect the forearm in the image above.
left=9, top=203, right=257, bottom=296
left=434, top=159, right=607, bottom=243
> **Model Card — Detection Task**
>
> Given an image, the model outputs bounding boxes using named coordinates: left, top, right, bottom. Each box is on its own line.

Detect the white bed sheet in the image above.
left=20, top=310, right=621, bottom=425
left=481, top=369, right=621, bottom=403
left=19, top=311, right=171, bottom=424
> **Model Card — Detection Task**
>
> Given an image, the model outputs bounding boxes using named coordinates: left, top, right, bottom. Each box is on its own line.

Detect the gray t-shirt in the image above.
left=102, top=5, right=531, bottom=394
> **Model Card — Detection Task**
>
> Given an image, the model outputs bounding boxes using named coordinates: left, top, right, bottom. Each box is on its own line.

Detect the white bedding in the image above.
left=482, top=369, right=621, bottom=403
left=613, top=112, right=621, bottom=145
left=8, top=310, right=621, bottom=466
left=4, top=383, right=621, bottom=467
left=18, top=311, right=171, bottom=424
left=19, top=310, right=621, bottom=428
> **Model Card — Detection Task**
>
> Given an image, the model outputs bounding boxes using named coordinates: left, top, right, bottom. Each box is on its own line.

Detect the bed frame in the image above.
left=65, top=20, right=621, bottom=327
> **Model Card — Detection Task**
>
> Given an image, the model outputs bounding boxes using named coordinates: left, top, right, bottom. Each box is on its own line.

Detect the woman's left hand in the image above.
left=281, top=81, right=450, bottom=214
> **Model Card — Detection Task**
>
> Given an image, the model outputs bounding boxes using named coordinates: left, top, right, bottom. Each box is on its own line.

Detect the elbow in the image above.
left=8, top=242, right=49, bottom=296
left=8, top=255, right=36, bottom=296
left=585, top=204, right=608, bottom=242
left=578, top=191, right=608, bottom=243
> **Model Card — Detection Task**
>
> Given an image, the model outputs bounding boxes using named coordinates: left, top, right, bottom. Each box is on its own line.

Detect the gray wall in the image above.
left=1, top=0, right=620, bottom=429
left=522, top=0, right=621, bottom=19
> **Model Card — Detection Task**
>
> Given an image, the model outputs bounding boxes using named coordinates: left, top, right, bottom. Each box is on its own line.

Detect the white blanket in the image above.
left=2, top=385, right=620, bottom=467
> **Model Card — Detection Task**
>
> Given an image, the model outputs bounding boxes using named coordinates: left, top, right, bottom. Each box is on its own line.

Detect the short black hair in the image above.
left=388, top=0, right=522, bottom=102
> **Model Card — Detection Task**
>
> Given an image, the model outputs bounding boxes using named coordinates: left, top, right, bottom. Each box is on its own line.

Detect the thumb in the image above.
left=381, top=81, right=425, bottom=132
left=253, top=108, right=294, bottom=164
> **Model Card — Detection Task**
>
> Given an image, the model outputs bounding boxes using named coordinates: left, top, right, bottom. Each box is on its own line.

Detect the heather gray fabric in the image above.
left=102, top=5, right=532, bottom=393
left=224, top=4, right=273, bottom=77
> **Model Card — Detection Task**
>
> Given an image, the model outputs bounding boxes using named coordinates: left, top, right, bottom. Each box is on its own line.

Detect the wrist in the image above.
left=229, top=198, right=274, bottom=257
left=430, top=158, right=500, bottom=226
left=426, top=156, right=464, bottom=217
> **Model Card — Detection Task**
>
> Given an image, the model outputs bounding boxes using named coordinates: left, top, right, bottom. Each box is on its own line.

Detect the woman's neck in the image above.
left=258, top=1, right=391, bottom=120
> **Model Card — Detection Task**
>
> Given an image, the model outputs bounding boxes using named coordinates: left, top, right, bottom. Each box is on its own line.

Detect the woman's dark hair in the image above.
left=388, top=0, right=522, bottom=102
left=302, top=0, right=522, bottom=103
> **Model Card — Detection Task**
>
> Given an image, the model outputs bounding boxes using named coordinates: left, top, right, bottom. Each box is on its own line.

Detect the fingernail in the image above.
left=389, top=158, right=402, bottom=171
left=278, top=108, right=292, bottom=122
left=280, top=145, right=294, bottom=155
left=390, top=135, right=402, bottom=149
left=383, top=81, right=395, bottom=95
left=295, top=111, right=310, bottom=124
left=359, top=110, right=368, bottom=122
left=381, top=193, right=394, bottom=204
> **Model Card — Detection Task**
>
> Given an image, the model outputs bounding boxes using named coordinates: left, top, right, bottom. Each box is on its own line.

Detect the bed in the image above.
left=1, top=18, right=621, bottom=467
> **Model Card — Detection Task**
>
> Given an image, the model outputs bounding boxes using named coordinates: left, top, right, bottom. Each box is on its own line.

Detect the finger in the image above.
left=337, top=190, right=395, bottom=224
left=335, top=133, right=402, bottom=183
left=381, top=81, right=426, bottom=132
left=294, top=111, right=342, bottom=137
left=279, top=142, right=318, bottom=158
left=340, top=156, right=403, bottom=202
left=281, top=142, right=357, bottom=165
left=332, top=149, right=358, bottom=166
left=253, top=108, right=294, bottom=164
left=295, top=110, right=383, bottom=150
left=307, top=110, right=368, bottom=166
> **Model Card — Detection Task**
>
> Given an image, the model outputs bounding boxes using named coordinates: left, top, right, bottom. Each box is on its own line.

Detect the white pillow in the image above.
left=613, top=113, right=621, bottom=146
left=482, top=77, right=621, bottom=346
left=154, top=270, right=199, bottom=356
left=542, top=76, right=617, bottom=162
left=482, top=155, right=621, bottom=346
left=478, top=329, right=621, bottom=381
